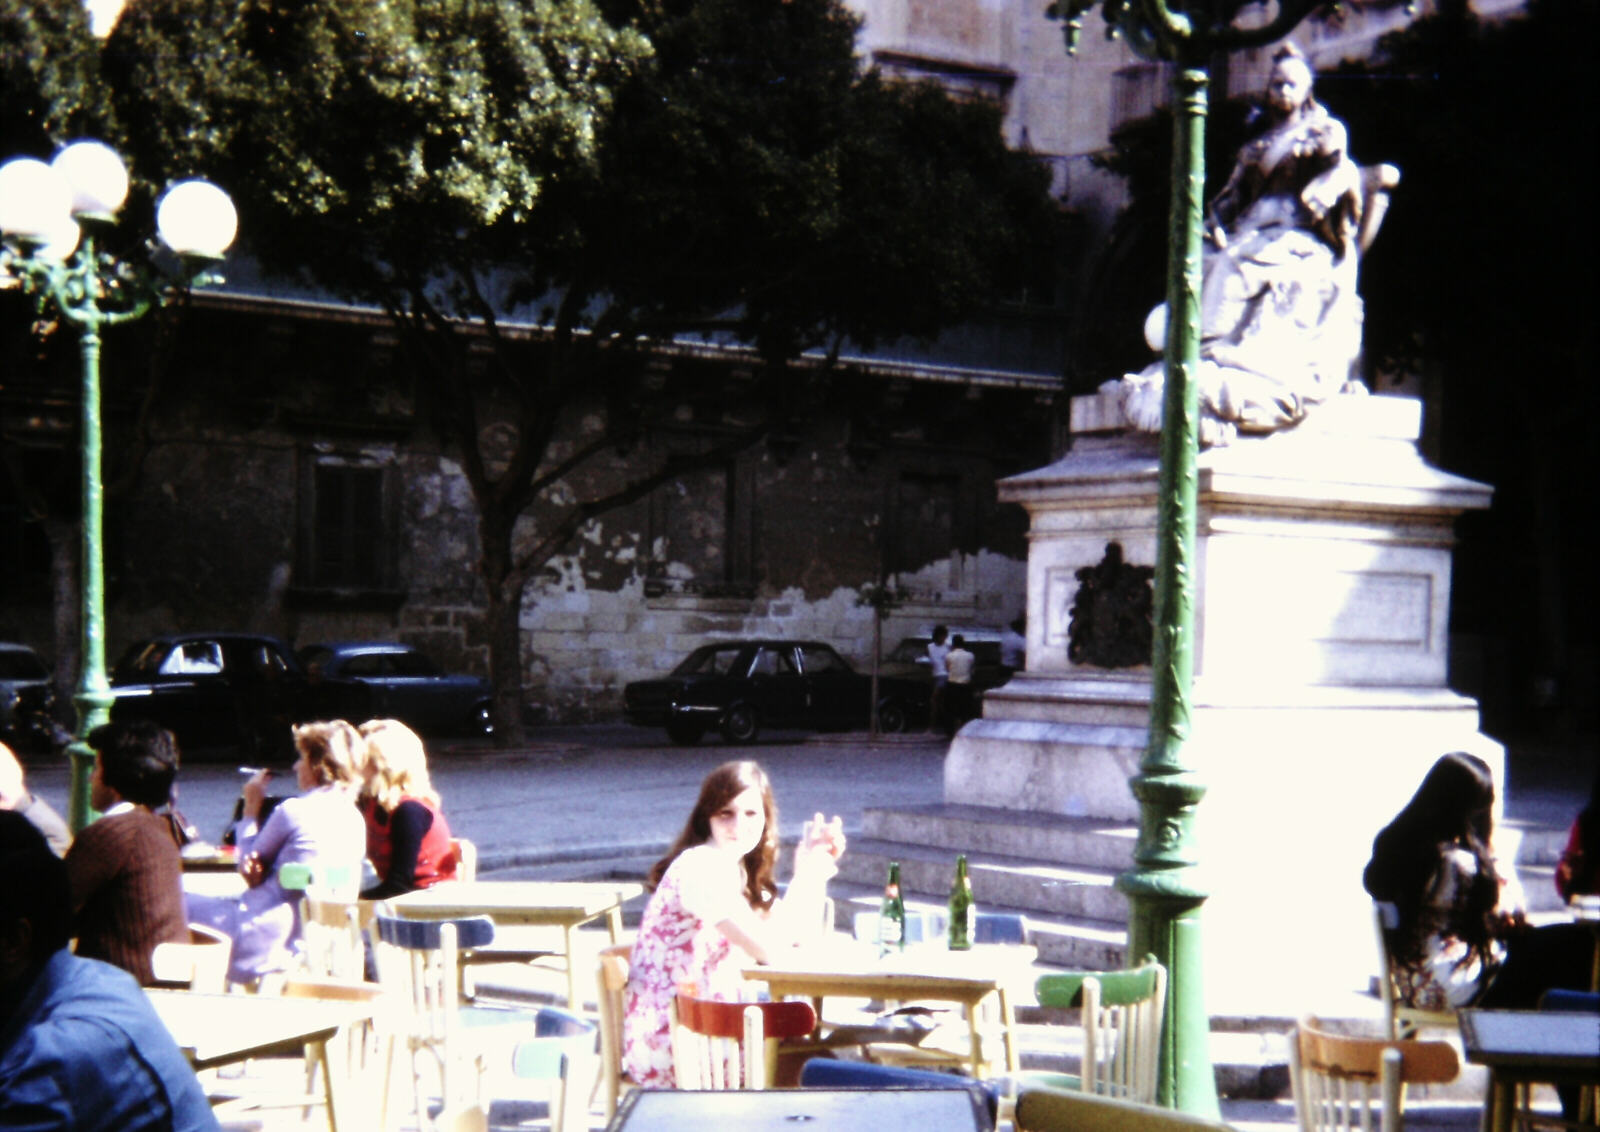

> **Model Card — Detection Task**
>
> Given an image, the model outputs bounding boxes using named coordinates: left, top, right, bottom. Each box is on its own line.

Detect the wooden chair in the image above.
left=503, top=1005, right=600, bottom=1132
left=1372, top=902, right=1456, bottom=1039
left=301, top=896, right=377, bottom=982
left=595, top=941, right=634, bottom=1119
left=150, top=923, right=232, bottom=993
left=669, top=992, right=816, bottom=1090
left=371, top=913, right=499, bottom=1131
left=1029, top=958, right=1168, bottom=1104
left=1288, top=1015, right=1459, bottom=1132
left=449, top=837, right=477, bottom=882
left=1014, top=1084, right=1240, bottom=1131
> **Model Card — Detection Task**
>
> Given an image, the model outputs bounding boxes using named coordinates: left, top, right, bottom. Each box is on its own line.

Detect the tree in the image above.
left=95, top=0, right=1061, bottom=743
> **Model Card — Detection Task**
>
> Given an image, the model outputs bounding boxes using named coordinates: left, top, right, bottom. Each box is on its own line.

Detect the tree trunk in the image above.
left=480, top=509, right=528, bottom=747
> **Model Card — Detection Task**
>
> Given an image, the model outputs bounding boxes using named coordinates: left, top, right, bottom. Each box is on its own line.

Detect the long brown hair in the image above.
left=648, top=760, right=778, bottom=912
left=1363, top=751, right=1499, bottom=966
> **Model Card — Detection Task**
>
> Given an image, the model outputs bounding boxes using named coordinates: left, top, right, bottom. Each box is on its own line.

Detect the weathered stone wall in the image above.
left=46, top=305, right=1045, bottom=721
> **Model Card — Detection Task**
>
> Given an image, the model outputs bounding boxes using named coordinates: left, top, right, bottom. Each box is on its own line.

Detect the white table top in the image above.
left=146, top=990, right=377, bottom=1069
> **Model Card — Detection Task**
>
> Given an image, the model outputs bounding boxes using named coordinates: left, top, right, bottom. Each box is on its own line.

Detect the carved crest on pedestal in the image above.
left=1067, top=541, right=1154, bottom=668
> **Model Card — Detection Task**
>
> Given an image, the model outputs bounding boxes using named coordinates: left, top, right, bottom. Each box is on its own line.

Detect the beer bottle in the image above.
left=947, top=854, right=975, bottom=950
left=878, top=861, right=907, bottom=954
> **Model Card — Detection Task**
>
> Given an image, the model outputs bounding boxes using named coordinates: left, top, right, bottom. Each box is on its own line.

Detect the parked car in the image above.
left=0, top=642, right=61, bottom=751
left=880, top=631, right=1010, bottom=693
left=109, top=633, right=316, bottom=756
left=297, top=642, right=494, bottom=738
left=623, top=639, right=931, bottom=745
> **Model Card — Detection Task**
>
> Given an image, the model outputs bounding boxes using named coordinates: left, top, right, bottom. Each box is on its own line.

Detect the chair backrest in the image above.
left=279, top=860, right=359, bottom=899
left=150, top=923, right=232, bottom=993
left=595, top=942, right=632, bottom=1118
left=670, top=993, right=816, bottom=1090
left=1015, top=1084, right=1238, bottom=1132
left=973, top=912, right=1028, bottom=945
left=1288, top=1016, right=1459, bottom=1132
left=450, top=838, right=477, bottom=882
left=1371, top=902, right=1455, bottom=1039
left=301, top=896, right=376, bottom=981
left=1035, top=958, right=1167, bottom=1105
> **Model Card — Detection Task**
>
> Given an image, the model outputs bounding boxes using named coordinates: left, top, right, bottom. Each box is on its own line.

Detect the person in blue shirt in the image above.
left=0, top=810, right=220, bottom=1132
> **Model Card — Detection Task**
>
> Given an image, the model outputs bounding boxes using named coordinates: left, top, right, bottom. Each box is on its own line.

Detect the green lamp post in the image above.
left=1045, top=0, right=1352, bottom=1115
left=0, top=140, right=235, bottom=832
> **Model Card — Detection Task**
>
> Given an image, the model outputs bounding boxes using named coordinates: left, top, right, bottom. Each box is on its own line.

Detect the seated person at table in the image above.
left=0, top=741, right=71, bottom=857
left=623, top=759, right=845, bottom=1088
left=189, top=720, right=366, bottom=986
left=1554, top=763, right=1600, bottom=902
left=1364, top=751, right=1592, bottom=1013
left=0, top=811, right=221, bottom=1131
left=357, top=718, right=457, bottom=899
left=64, top=721, right=188, bottom=986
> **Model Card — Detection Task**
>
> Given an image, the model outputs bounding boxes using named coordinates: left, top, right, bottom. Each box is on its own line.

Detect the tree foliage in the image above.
left=50, top=0, right=1061, bottom=740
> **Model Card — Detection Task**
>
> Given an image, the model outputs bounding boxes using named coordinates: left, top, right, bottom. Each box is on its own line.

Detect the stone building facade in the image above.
left=0, top=292, right=1055, bottom=721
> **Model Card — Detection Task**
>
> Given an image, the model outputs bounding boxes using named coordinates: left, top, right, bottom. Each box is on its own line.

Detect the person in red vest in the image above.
left=357, top=719, right=456, bottom=898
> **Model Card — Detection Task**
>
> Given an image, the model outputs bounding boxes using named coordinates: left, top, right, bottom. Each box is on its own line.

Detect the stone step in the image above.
left=839, top=836, right=1129, bottom=923
left=863, top=802, right=1139, bottom=870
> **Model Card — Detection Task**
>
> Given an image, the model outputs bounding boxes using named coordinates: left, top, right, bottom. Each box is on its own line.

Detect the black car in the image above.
left=298, top=642, right=494, bottom=737
left=0, top=642, right=60, bottom=751
left=109, top=633, right=317, bottom=755
left=623, top=639, right=930, bottom=745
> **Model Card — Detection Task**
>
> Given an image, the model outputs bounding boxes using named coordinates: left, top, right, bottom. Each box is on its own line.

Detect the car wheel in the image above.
left=472, top=702, right=495, bottom=738
left=719, top=703, right=760, bottom=744
left=877, top=700, right=908, bottom=734
left=665, top=719, right=705, bottom=746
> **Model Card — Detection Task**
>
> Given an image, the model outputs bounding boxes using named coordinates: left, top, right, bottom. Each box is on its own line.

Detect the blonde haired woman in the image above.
left=190, top=720, right=367, bottom=985
left=358, top=719, right=457, bottom=898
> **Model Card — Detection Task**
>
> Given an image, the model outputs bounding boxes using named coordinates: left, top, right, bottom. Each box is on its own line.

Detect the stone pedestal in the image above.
left=951, top=392, right=1499, bottom=1006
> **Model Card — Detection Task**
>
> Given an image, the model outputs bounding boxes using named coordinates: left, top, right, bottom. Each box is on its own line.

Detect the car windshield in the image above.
left=116, top=641, right=173, bottom=677
left=0, top=649, right=47, bottom=680
left=672, top=646, right=749, bottom=678
left=887, top=639, right=931, bottom=664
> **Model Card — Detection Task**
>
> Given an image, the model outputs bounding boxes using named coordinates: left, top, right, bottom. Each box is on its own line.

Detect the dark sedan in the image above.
left=623, top=639, right=930, bottom=745
left=109, top=633, right=317, bottom=756
left=298, top=642, right=493, bottom=738
left=0, top=642, right=60, bottom=751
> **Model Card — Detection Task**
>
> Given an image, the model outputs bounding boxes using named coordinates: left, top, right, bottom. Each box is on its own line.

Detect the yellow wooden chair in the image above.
left=595, top=942, right=634, bottom=1119
left=1288, top=1015, right=1460, bottom=1132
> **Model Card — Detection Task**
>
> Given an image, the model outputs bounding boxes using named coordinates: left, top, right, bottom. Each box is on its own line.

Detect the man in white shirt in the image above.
left=943, top=635, right=976, bottom=734
left=925, top=626, right=950, bottom=733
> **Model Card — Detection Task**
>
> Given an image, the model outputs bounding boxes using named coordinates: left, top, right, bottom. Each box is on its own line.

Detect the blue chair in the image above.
left=800, top=1057, right=997, bottom=1130
left=973, top=912, right=1028, bottom=945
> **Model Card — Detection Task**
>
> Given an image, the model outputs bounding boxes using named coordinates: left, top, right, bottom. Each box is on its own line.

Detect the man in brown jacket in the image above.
left=64, top=721, right=188, bottom=985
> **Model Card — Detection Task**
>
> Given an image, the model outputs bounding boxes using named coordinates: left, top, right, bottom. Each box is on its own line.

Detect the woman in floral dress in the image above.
left=623, top=760, right=844, bottom=1088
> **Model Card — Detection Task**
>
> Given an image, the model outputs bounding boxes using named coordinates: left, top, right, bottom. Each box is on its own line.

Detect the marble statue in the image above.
left=1111, top=43, right=1398, bottom=446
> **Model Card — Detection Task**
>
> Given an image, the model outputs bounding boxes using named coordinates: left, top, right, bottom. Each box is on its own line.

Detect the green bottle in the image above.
left=947, top=854, right=975, bottom=950
left=878, top=861, right=907, bottom=954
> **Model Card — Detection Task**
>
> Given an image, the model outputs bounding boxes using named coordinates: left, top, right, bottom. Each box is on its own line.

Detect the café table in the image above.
left=178, top=843, right=241, bottom=872
left=1458, top=1008, right=1600, bottom=1132
left=743, top=939, right=1036, bottom=1079
left=386, top=879, right=643, bottom=1008
left=606, top=1086, right=990, bottom=1131
left=146, top=988, right=379, bottom=1132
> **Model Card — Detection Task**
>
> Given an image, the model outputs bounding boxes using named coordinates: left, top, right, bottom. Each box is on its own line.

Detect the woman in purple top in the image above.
left=188, top=720, right=366, bottom=985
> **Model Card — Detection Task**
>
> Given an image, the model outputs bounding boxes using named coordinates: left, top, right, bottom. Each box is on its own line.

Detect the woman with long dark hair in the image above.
left=1364, top=751, right=1591, bottom=1012
left=622, top=760, right=844, bottom=1088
